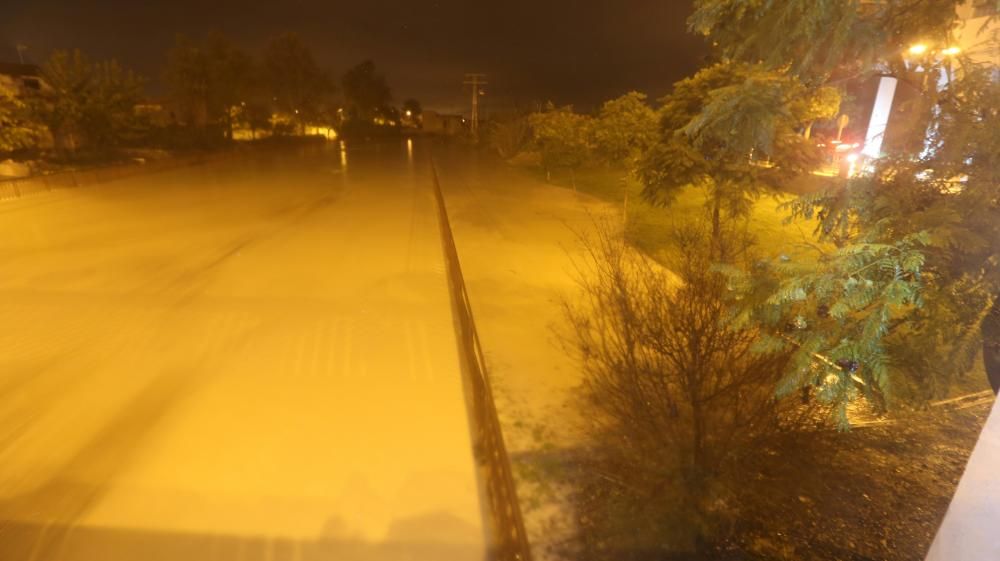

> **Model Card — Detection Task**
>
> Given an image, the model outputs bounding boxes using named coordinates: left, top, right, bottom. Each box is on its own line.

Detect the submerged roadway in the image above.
left=0, top=141, right=487, bottom=560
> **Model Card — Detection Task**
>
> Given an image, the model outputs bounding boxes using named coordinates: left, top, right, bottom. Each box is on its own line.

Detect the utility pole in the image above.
left=463, top=73, right=487, bottom=136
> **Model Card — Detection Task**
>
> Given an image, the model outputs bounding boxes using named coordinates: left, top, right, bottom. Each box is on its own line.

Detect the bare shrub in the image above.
left=562, top=221, right=814, bottom=558
left=488, top=115, right=533, bottom=160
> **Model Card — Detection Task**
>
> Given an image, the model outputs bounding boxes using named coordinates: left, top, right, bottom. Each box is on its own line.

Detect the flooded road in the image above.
left=0, top=142, right=485, bottom=560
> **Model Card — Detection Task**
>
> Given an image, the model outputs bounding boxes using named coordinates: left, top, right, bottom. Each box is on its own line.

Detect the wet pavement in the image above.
left=0, top=142, right=485, bottom=560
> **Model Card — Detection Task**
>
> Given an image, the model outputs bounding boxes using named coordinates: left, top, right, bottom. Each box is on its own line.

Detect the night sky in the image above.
left=0, top=0, right=707, bottom=113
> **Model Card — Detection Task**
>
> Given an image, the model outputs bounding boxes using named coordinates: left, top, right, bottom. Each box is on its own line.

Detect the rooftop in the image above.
left=0, top=62, right=41, bottom=77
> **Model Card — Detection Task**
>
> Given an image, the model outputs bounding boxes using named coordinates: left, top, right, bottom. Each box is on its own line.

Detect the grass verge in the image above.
left=522, top=165, right=815, bottom=265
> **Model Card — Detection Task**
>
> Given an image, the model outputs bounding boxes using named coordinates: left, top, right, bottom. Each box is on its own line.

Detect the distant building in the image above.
left=0, top=62, right=55, bottom=152
left=400, top=112, right=421, bottom=129
left=134, top=98, right=173, bottom=127
left=0, top=62, right=49, bottom=98
left=422, top=110, right=466, bottom=136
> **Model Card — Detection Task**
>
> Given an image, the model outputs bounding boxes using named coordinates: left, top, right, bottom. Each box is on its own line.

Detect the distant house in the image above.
left=0, top=62, right=50, bottom=98
left=422, top=110, right=466, bottom=135
left=0, top=62, right=55, bottom=152
left=134, top=98, right=174, bottom=127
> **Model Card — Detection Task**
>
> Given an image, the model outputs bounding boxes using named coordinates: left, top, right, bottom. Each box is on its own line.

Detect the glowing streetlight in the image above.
left=405, top=110, right=412, bottom=117
left=908, top=43, right=929, bottom=55
left=941, top=46, right=961, bottom=56
left=845, top=153, right=860, bottom=178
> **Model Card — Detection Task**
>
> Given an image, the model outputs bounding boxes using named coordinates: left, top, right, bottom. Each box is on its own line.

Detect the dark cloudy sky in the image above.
left=0, top=0, right=707, bottom=113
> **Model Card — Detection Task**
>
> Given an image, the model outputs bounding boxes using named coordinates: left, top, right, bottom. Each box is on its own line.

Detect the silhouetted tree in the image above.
left=239, top=101, right=273, bottom=140
left=164, top=33, right=254, bottom=139
left=341, top=60, right=391, bottom=122
left=263, top=33, right=332, bottom=134
left=34, top=49, right=144, bottom=155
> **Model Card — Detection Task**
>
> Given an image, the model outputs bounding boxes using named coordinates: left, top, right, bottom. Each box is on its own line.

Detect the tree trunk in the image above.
left=622, top=184, right=629, bottom=226
left=981, top=298, right=1000, bottom=394
left=690, top=399, right=709, bottom=552
left=711, top=194, right=722, bottom=259
left=692, top=403, right=706, bottom=477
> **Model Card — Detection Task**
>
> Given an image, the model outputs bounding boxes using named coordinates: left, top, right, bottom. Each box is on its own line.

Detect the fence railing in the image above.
left=429, top=158, right=532, bottom=561
left=0, top=153, right=228, bottom=202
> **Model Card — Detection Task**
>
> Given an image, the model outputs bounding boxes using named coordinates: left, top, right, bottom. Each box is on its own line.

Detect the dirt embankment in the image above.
left=726, top=402, right=990, bottom=561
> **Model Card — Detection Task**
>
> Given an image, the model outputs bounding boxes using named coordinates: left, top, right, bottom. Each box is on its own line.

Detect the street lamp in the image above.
left=862, top=41, right=961, bottom=160
left=908, top=43, right=961, bottom=58
left=845, top=153, right=860, bottom=178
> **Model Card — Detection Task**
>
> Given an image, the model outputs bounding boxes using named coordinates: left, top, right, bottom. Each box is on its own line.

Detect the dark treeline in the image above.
left=0, top=32, right=415, bottom=161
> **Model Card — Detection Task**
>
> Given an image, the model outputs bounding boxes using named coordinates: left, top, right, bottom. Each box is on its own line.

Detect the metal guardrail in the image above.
left=429, top=158, right=533, bottom=561
left=0, top=153, right=225, bottom=202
